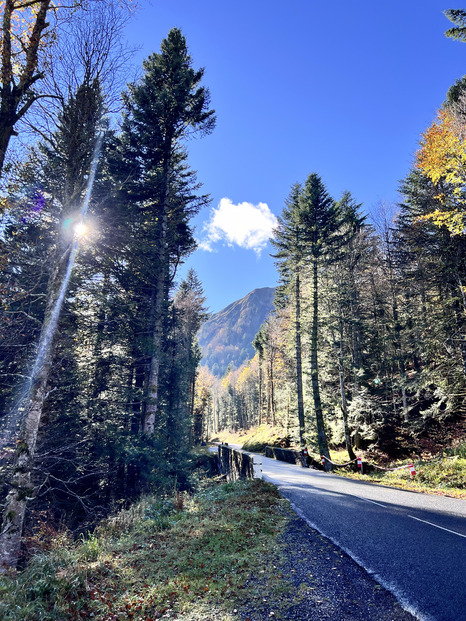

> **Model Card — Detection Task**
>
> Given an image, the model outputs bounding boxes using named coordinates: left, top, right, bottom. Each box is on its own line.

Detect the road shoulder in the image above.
left=238, top=507, right=416, bottom=621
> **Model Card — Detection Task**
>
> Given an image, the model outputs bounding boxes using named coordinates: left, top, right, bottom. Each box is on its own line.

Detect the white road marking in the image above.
left=289, top=501, right=433, bottom=621
left=408, top=515, right=466, bottom=539
left=354, top=495, right=386, bottom=507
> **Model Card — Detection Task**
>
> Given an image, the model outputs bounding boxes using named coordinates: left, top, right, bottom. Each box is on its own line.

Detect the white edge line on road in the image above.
left=262, top=475, right=434, bottom=621
left=287, top=500, right=432, bottom=621
left=408, top=515, right=466, bottom=539
left=354, top=495, right=386, bottom=508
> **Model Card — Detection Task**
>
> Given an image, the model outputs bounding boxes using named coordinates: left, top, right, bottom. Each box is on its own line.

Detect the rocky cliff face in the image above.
left=198, top=287, right=275, bottom=377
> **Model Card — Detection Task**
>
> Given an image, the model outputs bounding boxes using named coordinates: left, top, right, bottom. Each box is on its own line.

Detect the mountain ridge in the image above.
left=198, top=287, right=275, bottom=377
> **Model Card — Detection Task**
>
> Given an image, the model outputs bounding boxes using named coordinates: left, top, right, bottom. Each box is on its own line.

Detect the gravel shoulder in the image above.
left=237, top=509, right=416, bottom=621
left=182, top=507, right=416, bottom=621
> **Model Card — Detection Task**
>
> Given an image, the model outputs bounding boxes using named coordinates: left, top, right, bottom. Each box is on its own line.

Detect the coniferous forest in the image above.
left=0, top=12, right=214, bottom=571
left=0, top=2, right=465, bottom=579
left=191, top=16, right=466, bottom=467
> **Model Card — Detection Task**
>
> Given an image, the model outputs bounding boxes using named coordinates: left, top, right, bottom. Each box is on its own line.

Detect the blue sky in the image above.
left=124, top=1, right=466, bottom=313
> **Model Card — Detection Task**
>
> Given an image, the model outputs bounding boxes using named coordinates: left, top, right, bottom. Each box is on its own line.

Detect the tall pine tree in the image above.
left=113, top=28, right=215, bottom=451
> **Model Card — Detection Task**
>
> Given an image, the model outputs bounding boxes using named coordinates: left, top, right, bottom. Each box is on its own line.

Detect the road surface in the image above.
left=240, top=448, right=466, bottom=621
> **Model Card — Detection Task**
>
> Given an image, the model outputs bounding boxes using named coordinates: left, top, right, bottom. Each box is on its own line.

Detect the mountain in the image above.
left=198, top=287, right=275, bottom=377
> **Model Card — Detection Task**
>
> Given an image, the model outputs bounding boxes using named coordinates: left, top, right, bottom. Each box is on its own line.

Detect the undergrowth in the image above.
left=328, top=444, right=466, bottom=498
left=0, top=479, right=290, bottom=620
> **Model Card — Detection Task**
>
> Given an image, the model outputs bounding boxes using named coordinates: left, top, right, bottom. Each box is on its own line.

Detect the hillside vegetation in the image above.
left=198, top=168, right=466, bottom=468
left=198, top=287, right=275, bottom=377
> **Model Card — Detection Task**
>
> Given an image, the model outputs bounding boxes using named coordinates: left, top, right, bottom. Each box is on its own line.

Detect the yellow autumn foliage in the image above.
left=416, top=110, right=466, bottom=188
left=236, top=361, right=256, bottom=391
left=0, top=0, right=54, bottom=60
left=415, top=109, right=466, bottom=234
left=420, top=209, right=465, bottom=235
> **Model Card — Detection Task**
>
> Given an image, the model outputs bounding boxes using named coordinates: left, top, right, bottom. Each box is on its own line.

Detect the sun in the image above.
left=74, top=222, right=87, bottom=237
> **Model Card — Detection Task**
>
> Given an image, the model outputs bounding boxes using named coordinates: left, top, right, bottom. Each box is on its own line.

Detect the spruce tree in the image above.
left=325, top=191, right=366, bottom=460
left=114, top=28, right=215, bottom=452
left=271, top=183, right=307, bottom=448
left=299, top=173, right=342, bottom=468
left=444, top=9, right=466, bottom=42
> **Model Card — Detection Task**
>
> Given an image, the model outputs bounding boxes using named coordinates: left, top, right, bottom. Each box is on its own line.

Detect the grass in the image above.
left=327, top=446, right=466, bottom=499
left=215, top=425, right=291, bottom=453
left=0, top=479, right=290, bottom=620
left=2, top=439, right=463, bottom=619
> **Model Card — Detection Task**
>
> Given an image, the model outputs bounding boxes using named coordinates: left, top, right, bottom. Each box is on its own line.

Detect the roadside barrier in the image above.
left=320, top=454, right=417, bottom=476
left=363, top=458, right=417, bottom=477
left=218, top=444, right=261, bottom=481
left=265, top=446, right=306, bottom=466
left=265, top=446, right=324, bottom=469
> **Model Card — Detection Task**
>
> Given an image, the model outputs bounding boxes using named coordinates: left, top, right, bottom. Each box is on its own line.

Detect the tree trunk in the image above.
left=0, top=123, right=13, bottom=176
left=269, top=356, right=276, bottom=426
left=265, top=356, right=271, bottom=425
left=0, top=0, right=16, bottom=176
left=0, top=240, right=73, bottom=572
left=143, top=154, right=171, bottom=436
left=189, top=373, right=197, bottom=439
left=295, top=271, right=306, bottom=449
left=143, top=285, right=165, bottom=435
left=257, top=352, right=263, bottom=425
left=310, top=259, right=331, bottom=469
left=349, top=282, right=362, bottom=394
left=337, top=305, right=356, bottom=460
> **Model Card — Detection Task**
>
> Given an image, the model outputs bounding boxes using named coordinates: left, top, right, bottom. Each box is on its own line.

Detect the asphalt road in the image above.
left=242, top=450, right=466, bottom=621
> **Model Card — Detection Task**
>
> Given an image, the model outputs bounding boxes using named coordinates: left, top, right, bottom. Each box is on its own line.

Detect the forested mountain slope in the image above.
left=198, top=287, right=275, bottom=376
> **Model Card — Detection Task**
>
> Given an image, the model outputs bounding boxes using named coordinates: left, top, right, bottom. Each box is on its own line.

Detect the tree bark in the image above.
left=295, top=270, right=306, bottom=449
left=0, top=240, right=72, bottom=572
left=269, top=355, right=276, bottom=426
left=310, top=259, right=331, bottom=469
left=143, top=149, right=171, bottom=435
left=257, top=349, right=264, bottom=426
left=337, top=305, right=356, bottom=460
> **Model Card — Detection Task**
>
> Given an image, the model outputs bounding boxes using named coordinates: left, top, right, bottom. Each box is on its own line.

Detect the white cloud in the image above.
left=200, top=198, right=277, bottom=256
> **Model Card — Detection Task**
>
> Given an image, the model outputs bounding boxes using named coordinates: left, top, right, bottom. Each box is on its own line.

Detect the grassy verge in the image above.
left=328, top=448, right=466, bottom=499
left=0, top=479, right=290, bottom=620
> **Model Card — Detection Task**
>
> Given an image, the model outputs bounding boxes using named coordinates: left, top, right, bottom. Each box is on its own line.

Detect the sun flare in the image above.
left=74, top=222, right=87, bottom=237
